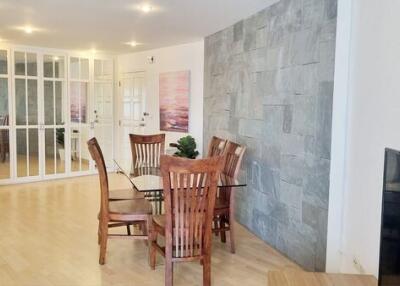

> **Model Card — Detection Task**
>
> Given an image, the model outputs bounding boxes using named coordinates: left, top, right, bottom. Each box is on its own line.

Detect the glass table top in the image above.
left=117, top=165, right=246, bottom=193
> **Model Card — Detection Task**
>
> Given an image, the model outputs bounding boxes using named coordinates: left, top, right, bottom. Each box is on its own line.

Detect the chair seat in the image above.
left=109, top=188, right=144, bottom=200
left=109, top=199, right=153, bottom=215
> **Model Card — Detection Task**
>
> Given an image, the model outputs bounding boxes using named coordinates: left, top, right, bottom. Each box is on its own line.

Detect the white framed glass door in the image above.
left=43, top=54, right=67, bottom=176
left=13, top=50, right=40, bottom=179
left=0, top=49, right=11, bottom=181
left=69, top=56, right=91, bottom=173
left=118, top=72, right=146, bottom=170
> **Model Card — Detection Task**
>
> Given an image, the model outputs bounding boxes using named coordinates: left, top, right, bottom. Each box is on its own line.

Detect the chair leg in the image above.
left=126, top=224, right=131, bottom=236
left=97, top=221, right=101, bottom=245
left=220, top=216, right=226, bottom=243
left=147, top=216, right=153, bottom=266
left=99, top=221, right=108, bottom=265
left=229, top=212, right=236, bottom=254
left=203, top=255, right=211, bottom=286
left=150, top=235, right=157, bottom=270
left=165, top=258, right=173, bottom=286
left=213, top=218, right=219, bottom=237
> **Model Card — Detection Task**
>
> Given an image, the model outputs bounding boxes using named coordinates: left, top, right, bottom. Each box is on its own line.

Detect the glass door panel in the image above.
left=43, top=54, right=66, bottom=176
left=0, top=50, right=7, bottom=74
left=27, top=79, right=38, bottom=125
left=28, top=128, right=39, bottom=176
left=14, top=52, right=25, bottom=75
left=45, top=128, right=55, bottom=174
left=14, top=51, right=40, bottom=178
left=0, top=128, right=10, bottom=179
left=70, top=56, right=91, bottom=172
left=15, top=79, right=26, bottom=125
left=0, top=50, right=10, bottom=179
left=16, top=129, right=27, bottom=177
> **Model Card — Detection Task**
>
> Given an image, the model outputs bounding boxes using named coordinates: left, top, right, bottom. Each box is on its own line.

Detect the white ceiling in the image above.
left=0, top=0, right=279, bottom=54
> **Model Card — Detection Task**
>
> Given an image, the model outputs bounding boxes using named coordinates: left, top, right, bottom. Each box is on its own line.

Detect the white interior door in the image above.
left=118, top=72, right=146, bottom=170
left=93, top=59, right=113, bottom=168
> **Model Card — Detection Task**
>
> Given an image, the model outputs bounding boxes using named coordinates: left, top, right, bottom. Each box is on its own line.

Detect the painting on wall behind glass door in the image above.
left=159, top=70, right=190, bottom=133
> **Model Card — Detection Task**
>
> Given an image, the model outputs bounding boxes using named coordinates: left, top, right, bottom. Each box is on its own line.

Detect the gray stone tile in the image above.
left=252, top=208, right=278, bottom=246
left=234, top=21, right=244, bottom=42
left=280, top=180, right=303, bottom=209
left=314, top=81, right=333, bottom=159
left=262, top=143, right=281, bottom=169
left=325, top=0, right=337, bottom=20
left=292, top=95, right=317, bottom=136
left=281, top=133, right=305, bottom=156
left=280, top=154, right=305, bottom=187
left=303, top=0, right=324, bottom=29
left=291, top=28, right=321, bottom=65
left=256, top=27, right=268, bottom=48
left=238, top=119, right=263, bottom=138
left=282, top=105, right=293, bottom=133
left=303, top=155, right=331, bottom=209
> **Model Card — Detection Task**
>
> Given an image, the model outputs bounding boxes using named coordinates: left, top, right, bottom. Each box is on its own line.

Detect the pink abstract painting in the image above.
left=159, top=71, right=190, bottom=132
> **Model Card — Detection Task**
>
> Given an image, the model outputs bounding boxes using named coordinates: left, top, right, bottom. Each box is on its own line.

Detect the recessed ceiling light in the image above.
left=14, top=25, right=40, bottom=34
left=53, top=56, right=60, bottom=61
left=140, top=4, right=153, bottom=13
left=125, top=41, right=142, bottom=47
left=24, top=26, right=33, bottom=34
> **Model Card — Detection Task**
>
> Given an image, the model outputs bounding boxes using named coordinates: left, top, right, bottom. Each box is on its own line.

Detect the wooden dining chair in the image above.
left=213, top=141, right=246, bottom=254
left=130, top=133, right=165, bottom=173
left=207, top=136, right=227, bottom=157
left=150, top=155, right=225, bottom=286
left=87, top=137, right=153, bottom=265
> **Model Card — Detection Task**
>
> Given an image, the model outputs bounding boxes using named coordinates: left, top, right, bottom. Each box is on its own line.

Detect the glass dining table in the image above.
left=116, top=164, right=247, bottom=214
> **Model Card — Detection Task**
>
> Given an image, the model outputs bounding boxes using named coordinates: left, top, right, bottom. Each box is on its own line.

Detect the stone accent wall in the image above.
left=203, top=0, right=337, bottom=271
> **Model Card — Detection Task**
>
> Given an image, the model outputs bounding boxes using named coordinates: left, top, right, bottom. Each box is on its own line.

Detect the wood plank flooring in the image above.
left=0, top=174, right=300, bottom=286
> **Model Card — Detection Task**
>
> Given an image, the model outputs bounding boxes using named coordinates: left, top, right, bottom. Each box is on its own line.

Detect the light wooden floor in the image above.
left=0, top=174, right=300, bottom=286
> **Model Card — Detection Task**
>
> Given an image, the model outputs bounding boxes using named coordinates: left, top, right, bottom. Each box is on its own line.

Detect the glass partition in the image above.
left=0, top=50, right=10, bottom=179
left=43, top=54, right=67, bottom=175
left=70, top=56, right=90, bottom=172
left=14, top=51, right=39, bottom=178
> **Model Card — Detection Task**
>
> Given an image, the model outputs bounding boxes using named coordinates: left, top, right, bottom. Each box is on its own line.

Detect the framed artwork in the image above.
left=159, top=70, right=190, bottom=132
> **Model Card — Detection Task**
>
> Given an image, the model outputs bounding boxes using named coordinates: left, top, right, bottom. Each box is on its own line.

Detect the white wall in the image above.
left=117, top=41, right=204, bottom=154
left=327, top=0, right=400, bottom=277
left=325, top=0, right=352, bottom=273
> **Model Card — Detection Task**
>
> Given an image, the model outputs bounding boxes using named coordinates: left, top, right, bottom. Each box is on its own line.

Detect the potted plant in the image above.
left=170, top=135, right=199, bottom=159
left=56, top=128, right=65, bottom=161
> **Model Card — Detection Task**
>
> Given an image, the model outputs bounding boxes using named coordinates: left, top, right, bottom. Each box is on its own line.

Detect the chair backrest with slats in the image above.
left=160, top=155, right=224, bottom=259
left=223, top=141, right=246, bottom=179
left=130, top=134, right=165, bottom=169
left=207, top=136, right=227, bottom=157
left=87, top=138, right=109, bottom=215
